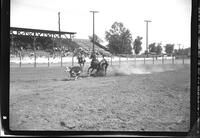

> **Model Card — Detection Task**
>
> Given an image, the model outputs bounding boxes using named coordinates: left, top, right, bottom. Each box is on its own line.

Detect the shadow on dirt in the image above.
left=60, top=78, right=72, bottom=81
left=52, top=78, right=72, bottom=81
left=55, top=75, right=91, bottom=81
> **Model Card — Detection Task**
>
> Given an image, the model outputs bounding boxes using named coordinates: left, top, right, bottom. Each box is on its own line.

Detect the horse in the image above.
left=77, top=54, right=86, bottom=67
left=87, top=55, right=109, bottom=76
left=87, top=57, right=100, bottom=75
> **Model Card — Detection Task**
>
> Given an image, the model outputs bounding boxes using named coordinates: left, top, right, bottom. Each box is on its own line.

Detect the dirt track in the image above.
left=10, top=64, right=190, bottom=131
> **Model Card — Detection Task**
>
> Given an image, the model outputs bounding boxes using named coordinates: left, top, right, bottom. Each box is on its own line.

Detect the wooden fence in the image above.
left=10, top=53, right=190, bottom=68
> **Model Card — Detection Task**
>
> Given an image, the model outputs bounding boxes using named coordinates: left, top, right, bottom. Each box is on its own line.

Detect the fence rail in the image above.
left=10, top=53, right=190, bottom=68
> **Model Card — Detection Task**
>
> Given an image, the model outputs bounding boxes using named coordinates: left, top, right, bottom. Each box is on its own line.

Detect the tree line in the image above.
left=91, top=21, right=190, bottom=56
left=11, top=21, right=190, bottom=57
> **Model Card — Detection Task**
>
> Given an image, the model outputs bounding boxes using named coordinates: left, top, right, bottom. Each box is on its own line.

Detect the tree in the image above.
left=89, top=34, right=103, bottom=43
left=156, top=43, right=162, bottom=55
left=148, top=43, right=162, bottom=55
left=183, top=47, right=190, bottom=56
left=105, top=22, right=133, bottom=54
left=165, top=44, right=174, bottom=55
left=149, top=43, right=156, bottom=53
left=133, top=36, right=142, bottom=55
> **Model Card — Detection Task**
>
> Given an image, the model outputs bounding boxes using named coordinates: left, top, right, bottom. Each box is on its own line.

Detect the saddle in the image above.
left=91, top=58, right=99, bottom=65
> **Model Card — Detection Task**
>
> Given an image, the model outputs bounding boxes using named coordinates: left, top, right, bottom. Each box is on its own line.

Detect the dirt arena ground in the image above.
left=9, top=62, right=190, bottom=131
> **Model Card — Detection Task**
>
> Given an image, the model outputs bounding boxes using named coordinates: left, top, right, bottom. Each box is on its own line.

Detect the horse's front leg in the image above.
left=104, top=65, right=108, bottom=76
left=90, top=68, right=94, bottom=74
left=87, top=67, right=91, bottom=74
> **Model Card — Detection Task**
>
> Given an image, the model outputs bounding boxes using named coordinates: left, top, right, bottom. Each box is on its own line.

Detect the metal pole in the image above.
left=144, top=20, right=151, bottom=53
left=58, top=12, right=61, bottom=36
left=93, top=12, right=94, bottom=53
left=146, top=22, right=148, bottom=52
left=90, top=11, right=99, bottom=54
left=58, top=12, right=62, bottom=67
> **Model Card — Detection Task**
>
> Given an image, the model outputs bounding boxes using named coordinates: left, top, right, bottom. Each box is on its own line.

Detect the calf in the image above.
left=65, top=66, right=83, bottom=80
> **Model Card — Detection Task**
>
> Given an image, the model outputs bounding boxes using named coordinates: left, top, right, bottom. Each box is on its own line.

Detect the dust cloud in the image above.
left=110, top=63, right=177, bottom=76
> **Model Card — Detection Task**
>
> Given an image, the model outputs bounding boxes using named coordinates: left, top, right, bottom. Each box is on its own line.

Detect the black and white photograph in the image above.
left=4, top=0, right=195, bottom=135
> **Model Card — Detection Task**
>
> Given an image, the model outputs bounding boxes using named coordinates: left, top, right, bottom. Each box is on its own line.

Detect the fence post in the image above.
left=172, top=55, right=174, bottom=64
left=162, top=55, right=164, bottom=64
left=153, top=55, right=154, bottom=64
left=144, top=55, right=145, bottom=64
left=19, top=51, right=21, bottom=68
left=135, top=54, right=136, bottom=65
left=119, top=56, right=121, bottom=66
left=111, top=56, right=112, bottom=65
left=34, top=52, right=36, bottom=68
left=182, top=55, right=184, bottom=64
left=72, top=56, right=74, bottom=66
left=48, top=55, right=50, bottom=67
left=61, top=52, right=63, bottom=67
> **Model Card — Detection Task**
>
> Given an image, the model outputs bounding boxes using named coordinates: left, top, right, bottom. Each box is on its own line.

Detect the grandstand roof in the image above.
left=10, top=27, right=76, bottom=39
left=10, top=27, right=76, bottom=35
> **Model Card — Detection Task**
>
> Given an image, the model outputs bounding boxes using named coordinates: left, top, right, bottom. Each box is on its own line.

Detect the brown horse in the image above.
left=87, top=55, right=109, bottom=76
left=87, top=58, right=100, bottom=75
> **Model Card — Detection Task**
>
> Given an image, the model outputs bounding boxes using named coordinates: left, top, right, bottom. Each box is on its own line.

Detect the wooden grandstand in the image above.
left=73, top=39, right=111, bottom=56
left=10, top=27, right=111, bottom=57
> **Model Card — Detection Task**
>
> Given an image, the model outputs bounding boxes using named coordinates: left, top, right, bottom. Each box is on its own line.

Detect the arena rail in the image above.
left=10, top=52, right=190, bottom=68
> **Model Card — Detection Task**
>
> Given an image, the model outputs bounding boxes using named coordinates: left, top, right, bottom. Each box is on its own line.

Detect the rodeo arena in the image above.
left=9, top=23, right=191, bottom=132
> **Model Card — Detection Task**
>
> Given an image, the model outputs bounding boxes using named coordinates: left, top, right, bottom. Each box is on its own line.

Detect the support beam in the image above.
left=10, top=27, right=76, bottom=39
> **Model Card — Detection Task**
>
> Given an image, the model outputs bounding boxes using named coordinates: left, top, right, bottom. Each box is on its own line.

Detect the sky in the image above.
left=10, top=0, right=191, bottom=52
